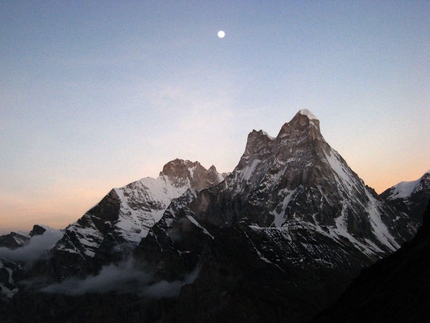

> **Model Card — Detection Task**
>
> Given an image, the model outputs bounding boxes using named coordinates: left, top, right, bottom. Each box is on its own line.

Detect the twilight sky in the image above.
left=1, top=1, right=429, bottom=234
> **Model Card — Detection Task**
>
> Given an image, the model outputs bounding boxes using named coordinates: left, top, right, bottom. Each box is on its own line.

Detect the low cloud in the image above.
left=0, top=228, right=63, bottom=263
left=40, top=258, right=149, bottom=295
left=142, top=265, right=200, bottom=299
left=40, top=258, right=201, bottom=299
left=2, top=228, right=201, bottom=299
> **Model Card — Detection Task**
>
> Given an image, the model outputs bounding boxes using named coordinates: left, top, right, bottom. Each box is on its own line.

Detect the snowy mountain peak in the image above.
left=53, top=159, right=225, bottom=258
left=384, top=171, right=430, bottom=200
left=299, top=109, right=318, bottom=120
left=159, top=158, right=224, bottom=190
left=159, top=159, right=201, bottom=184
left=190, top=110, right=407, bottom=255
left=277, top=110, right=322, bottom=140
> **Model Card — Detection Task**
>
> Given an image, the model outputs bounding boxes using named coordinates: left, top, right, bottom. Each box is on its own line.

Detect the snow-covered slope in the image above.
left=383, top=170, right=430, bottom=200
left=380, top=170, right=430, bottom=230
left=53, top=159, right=225, bottom=259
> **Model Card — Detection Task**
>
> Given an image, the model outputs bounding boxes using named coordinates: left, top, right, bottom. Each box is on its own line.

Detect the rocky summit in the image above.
left=0, top=110, right=427, bottom=323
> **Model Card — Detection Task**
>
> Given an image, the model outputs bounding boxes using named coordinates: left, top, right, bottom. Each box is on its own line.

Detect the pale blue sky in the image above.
left=1, top=1, right=429, bottom=233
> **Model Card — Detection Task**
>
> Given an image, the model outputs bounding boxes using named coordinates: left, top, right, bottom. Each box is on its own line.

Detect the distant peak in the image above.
left=208, top=165, right=221, bottom=174
left=29, top=224, right=47, bottom=237
left=299, top=109, right=318, bottom=120
left=276, top=109, right=322, bottom=139
left=159, top=159, right=202, bottom=178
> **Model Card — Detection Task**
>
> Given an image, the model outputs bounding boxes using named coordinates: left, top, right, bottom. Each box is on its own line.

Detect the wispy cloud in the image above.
left=40, top=257, right=200, bottom=299
left=0, top=227, right=63, bottom=263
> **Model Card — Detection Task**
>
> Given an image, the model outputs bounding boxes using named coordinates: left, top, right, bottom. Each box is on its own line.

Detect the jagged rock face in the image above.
left=137, top=220, right=378, bottom=323
left=380, top=171, right=430, bottom=229
left=189, top=110, right=409, bottom=256
left=0, top=224, right=49, bottom=251
left=160, top=159, right=223, bottom=189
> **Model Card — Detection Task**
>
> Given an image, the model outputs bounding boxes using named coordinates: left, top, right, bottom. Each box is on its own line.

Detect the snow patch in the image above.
left=364, top=191, right=399, bottom=252
left=271, top=189, right=296, bottom=227
left=113, top=176, right=190, bottom=244
left=0, top=283, right=18, bottom=299
left=185, top=215, right=214, bottom=239
left=389, top=178, right=420, bottom=199
left=331, top=210, right=376, bottom=257
left=261, top=130, right=276, bottom=140
left=299, top=109, right=318, bottom=120
left=240, top=159, right=261, bottom=182
left=324, top=150, right=357, bottom=194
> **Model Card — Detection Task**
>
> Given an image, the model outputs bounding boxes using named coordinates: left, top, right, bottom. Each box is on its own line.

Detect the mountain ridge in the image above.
left=1, top=110, right=428, bottom=323
left=187, top=110, right=408, bottom=255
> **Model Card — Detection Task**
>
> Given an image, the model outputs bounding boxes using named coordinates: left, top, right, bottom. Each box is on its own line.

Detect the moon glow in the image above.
left=217, top=31, right=225, bottom=38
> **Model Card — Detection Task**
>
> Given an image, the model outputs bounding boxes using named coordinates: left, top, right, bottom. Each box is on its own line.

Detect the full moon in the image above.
left=217, top=30, right=225, bottom=38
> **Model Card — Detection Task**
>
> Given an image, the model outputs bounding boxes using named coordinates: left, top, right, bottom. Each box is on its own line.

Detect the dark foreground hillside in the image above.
left=311, top=199, right=430, bottom=323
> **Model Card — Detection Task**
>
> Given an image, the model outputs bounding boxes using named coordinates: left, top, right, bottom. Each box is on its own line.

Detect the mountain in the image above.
left=380, top=170, right=430, bottom=229
left=311, top=199, right=430, bottom=323
left=0, top=110, right=420, bottom=323
left=134, top=110, right=416, bottom=322
left=188, top=109, right=412, bottom=250
left=44, top=159, right=226, bottom=278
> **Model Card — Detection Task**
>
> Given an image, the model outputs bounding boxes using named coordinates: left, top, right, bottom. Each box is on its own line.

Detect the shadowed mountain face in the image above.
left=311, top=199, right=430, bottom=323
left=0, top=110, right=426, bottom=323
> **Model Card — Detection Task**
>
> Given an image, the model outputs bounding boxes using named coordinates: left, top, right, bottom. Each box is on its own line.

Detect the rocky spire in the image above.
left=189, top=110, right=409, bottom=255
left=160, top=159, right=225, bottom=190
left=277, top=109, right=322, bottom=141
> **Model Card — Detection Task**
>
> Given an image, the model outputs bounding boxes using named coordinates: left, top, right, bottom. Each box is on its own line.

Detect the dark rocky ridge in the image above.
left=0, top=225, right=48, bottom=250
left=0, top=232, right=29, bottom=250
